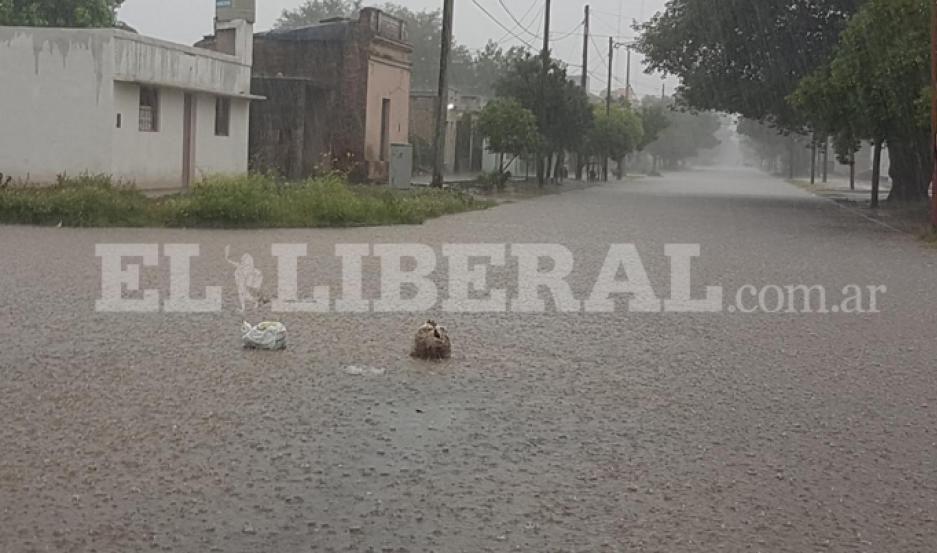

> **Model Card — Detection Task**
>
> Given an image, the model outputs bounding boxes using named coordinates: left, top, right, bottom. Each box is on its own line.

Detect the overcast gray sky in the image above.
left=118, top=0, right=672, bottom=96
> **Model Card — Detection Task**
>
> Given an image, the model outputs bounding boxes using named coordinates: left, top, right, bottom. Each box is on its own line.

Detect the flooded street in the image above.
left=2, top=168, right=937, bottom=552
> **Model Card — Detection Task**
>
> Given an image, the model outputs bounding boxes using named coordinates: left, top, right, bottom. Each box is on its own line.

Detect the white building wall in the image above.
left=111, top=82, right=187, bottom=189
left=193, top=94, right=250, bottom=179
left=0, top=27, right=115, bottom=182
left=0, top=26, right=254, bottom=190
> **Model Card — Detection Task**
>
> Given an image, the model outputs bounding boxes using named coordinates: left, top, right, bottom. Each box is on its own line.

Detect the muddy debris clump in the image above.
left=411, top=320, right=451, bottom=360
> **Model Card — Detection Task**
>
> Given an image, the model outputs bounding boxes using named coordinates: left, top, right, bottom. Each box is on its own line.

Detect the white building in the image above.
left=0, top=11, right=258, bottom=191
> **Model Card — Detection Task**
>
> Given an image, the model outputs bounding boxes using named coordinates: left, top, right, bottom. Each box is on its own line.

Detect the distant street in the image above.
left=2, top=168, right=936, bottom=552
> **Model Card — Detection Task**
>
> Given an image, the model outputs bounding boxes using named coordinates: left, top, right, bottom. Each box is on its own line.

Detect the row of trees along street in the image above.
left=638, top=0, right=935, bottom=207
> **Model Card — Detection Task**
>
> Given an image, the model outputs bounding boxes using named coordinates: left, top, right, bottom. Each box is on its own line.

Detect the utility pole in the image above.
left=624, top=46, right=632, bottom=103
left=931, top=0, right=937, bottom=226
left=431, top=0, right=455, bottom=188
left=605, top=37, right=614, bottom=181
left=581, top=5, right=589, bottom=92
left=537, top=0, right=551, bottom=186
left=606, top=37, right=614, bottom=117
left=578, top=5, right=589, bottom=181
left=661, top=83, right=665, bottom=102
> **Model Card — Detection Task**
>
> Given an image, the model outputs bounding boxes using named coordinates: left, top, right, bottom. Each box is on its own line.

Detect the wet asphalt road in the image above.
left=1, top=168, right=936, bottom=552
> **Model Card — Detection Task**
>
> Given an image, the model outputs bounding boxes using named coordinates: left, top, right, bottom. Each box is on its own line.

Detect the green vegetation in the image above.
left=641, top=96, right=721, bottom=171
left=790, top=0, right=932, bottom=203
left=477, top=98, right=541, bottom=177
left=0, top=0, right=124, bottom=27
left=586, top=103, right=645, bottom=178
left=494, top=54, right=594, bottom=184
left=638, top=0, right=933, bottom=205
left=0, top=174, right=491, bottom=228
left=636, top=0, right=861, bottom=130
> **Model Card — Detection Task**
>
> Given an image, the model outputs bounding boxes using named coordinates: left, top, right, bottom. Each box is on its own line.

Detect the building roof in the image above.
left=256, top=20, right=353, bottom=42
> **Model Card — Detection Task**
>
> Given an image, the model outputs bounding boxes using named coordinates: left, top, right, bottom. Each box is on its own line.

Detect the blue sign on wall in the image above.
left=217, top=0, right=232, bottom=7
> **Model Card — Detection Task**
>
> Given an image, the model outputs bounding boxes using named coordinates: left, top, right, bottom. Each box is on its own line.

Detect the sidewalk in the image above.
left=791, top=175, right=891, bottom=204
left=410, top=173, right=481, bottom=187
left=790, top=175, right=933, bottom=235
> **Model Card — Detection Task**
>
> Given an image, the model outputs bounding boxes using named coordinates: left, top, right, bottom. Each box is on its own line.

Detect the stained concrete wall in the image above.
left=112, top=31, right=252, bottom=97
left=0, top=27, right=115, bottom=182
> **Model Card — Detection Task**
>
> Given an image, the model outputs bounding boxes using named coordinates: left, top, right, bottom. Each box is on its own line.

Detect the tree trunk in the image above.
left=788, top=135, right=795, bottom=180
left=849, top=159, right=855, bottom=191
left=536, top=154, right=545, bottom=187
left=871, top=138, right=883, bottom=209
left=822, top=140, right=828, bottom=183
left=810, top=140, right=817, bottom=185
left=887, top=134, right=931, bottom=202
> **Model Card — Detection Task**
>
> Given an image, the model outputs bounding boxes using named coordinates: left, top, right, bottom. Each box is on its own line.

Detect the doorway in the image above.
left=182, top=93, right=197, bottom=189
left=380, top=98, right=391, bottom=162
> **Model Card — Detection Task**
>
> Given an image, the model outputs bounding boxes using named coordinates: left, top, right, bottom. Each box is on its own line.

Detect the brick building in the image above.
left=202, top=8, right=412, bottom=182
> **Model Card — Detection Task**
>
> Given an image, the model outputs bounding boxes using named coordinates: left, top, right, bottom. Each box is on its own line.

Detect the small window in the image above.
left=215, top=97, right=230, bottom=137
left=116, top=113, right=121, bottom=128
left=139, top=87, right=159, bottom=132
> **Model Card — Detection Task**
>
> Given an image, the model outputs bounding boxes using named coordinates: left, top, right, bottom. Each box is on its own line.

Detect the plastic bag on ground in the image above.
left=242, top=321, right=287, bottom=350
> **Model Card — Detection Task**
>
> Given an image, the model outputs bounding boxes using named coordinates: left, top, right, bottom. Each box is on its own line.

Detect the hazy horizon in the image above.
left=118, top=0, right=673, bottom=97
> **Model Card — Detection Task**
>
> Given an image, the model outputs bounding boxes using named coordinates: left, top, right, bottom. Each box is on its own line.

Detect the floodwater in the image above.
left=2, top=168, right=936, bottom=552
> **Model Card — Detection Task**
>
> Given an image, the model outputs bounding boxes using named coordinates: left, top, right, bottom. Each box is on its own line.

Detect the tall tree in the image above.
left=587, top=103, right=645, bottom=178
left=636, top=0, right=863, bottom=130
left=494, top=54, right=594, bottom=179
left=791, top=0, right=932, bottom=202
left=644, top=99, right=721, bottom=170
left=0, top=0, right=124, bottom=26
left=477, top=98, right=541, bottom=175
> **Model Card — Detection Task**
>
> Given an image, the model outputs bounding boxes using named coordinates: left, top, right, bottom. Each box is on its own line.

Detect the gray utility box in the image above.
left=390, top=143, right=413, bottom=189
left=216, top=0, right=256, bottom=23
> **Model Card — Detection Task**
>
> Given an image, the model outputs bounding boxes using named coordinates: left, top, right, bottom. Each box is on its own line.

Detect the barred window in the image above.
left=139, top=87, right=159, bottom=132
left=215, top=97, right=231, bottom=137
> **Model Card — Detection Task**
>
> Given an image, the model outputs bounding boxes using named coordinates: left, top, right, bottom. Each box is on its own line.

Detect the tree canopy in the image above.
left=636, top=0, right=862, bottom=129
left=790, top=0, right=932, bottom=200
left=494, top=54, right=594, bottom=160
left=641, top=96, right=721, bottom=169
left=0, top=0, right=124, bottom=27
left=477, top=98, right=540, bottom=172
left=587, top=104, right=644, bottom=168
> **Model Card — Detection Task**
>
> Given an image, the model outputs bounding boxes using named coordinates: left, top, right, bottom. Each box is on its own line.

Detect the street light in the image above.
left=606, top=39, right=636, bottom=116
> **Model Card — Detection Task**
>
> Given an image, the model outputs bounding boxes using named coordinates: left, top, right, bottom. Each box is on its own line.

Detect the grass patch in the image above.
left=0, top=174, right=492, bottom=228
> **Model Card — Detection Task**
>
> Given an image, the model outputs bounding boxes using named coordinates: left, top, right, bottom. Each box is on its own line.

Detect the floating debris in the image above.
left=241, top=321, right=287, bottom=350
left=343, top=365, right=387, bottom=376
left=410, top=320, right=451, bottom=360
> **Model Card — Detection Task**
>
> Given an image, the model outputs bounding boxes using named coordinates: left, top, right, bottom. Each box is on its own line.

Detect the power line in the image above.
left=494, top=0, right=539, bottom=44
left=496, top=0, right=541, bottom=40
left=470, top=0, right=537, bottom=50
left=550, top=21, right=584, bottom=42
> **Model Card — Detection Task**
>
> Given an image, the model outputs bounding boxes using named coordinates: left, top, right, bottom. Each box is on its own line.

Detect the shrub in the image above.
left=0, top=174, right=153, bottom=227
left=0, top=173, right=492, bottom=228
